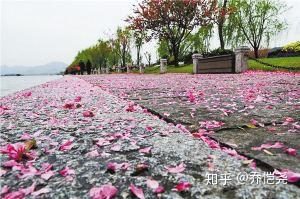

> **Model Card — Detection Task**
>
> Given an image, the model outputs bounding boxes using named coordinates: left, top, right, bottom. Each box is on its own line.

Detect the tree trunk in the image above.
left=218, top=0, right=228, bottom=50
left=121, top=44, right=126, bottom=67
left=218, top=23, right=225, bottom=50
left=172, top=45, right=179, bottom=67
left=254, top=47, right=259, bottom=58
left=137, top=45, right=141, bottom=67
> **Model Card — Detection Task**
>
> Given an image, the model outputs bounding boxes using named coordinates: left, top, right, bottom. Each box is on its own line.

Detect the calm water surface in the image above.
left=0, top=75, right=62, bottom=97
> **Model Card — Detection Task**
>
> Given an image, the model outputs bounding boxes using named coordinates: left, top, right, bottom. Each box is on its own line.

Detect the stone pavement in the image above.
left=81, top=72, right=300, bottom=178
left=0, top=75, right=299, bottom=199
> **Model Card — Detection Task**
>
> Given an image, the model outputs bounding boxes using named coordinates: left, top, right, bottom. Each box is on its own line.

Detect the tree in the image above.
left=232, top=0, right=287, bottom=58
left=113, top=27, right=132, bottom=67
left=214, top=0, right=231, bottom=49
left=144, top=52, right=151, bottom=67
left=157, top=39, right=171, bottom=60
left=182, top=25, right=213, bottom=55
left=133, top=30, right=147, bottom=67
left=127, top=0, right=217, bottom=66
left=86, top=60, right=92, bottom=75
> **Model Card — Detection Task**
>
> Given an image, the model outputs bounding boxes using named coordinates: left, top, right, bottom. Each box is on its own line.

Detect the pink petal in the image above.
left=285, top=148, right=297, bottom=156
left=129, top=184, right=144, bottom=199
left=107, top=162, right=117, bottom=172
left=100, top=185, right=118, bottom=199
left=22, top=91, right=32, bottom=97
left=119, top=162, right=130, bottom=170
left=1, top=185, right=9, bottom=195
left=187, top=91, right=196, bottom=102
left=163, top=112, right=170, bottom=117
left=125, top=103, right=136, bottom=112
left=139, top=147, right=152, bottom=154
left=285, top=117, right=294, bottom=123
left=41, top=170, right=55, bottom=180
left=2, top=160, right=21, bottom=168
left=165, top=163, right=185, bottom=173
left=286, top=171, right=300, bottom=182
left=175, top=181, right=191, bottom=192
left=3, top=190, right=24, bottom=199
left=89, top=187, right=102, bottom=199
left=146, top=126, right=153, bottom=131
left=59, top=140, right=73, bottom=151
left=154, top=186, right=165, bottom=194
left=59, top=166, right=75, bottom=177
left=251, top=142, right=284, bottom=151
left=83, top=110, right=95, bottom=117
left=63, top=102, right=75, bottom=109
left=74, top=96, right=82, bottom=102
left=146, top=179, right=159, bottom=189
left=85, top=150, right=100, bottom=157
left=0, top=168, right=7, bottom=177
left=110, top=144, right=121, bottom=152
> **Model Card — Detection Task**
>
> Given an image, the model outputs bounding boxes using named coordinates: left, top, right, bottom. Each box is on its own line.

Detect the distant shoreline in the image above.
left=1, top=74, right=61, bottom=76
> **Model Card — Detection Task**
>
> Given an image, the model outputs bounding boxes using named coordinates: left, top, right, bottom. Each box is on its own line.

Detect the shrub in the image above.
left=203, top=48, right=234, bottom=57
left=268, top=41, right=300, bottom=58
left=283, top=41, right=300, bottom=53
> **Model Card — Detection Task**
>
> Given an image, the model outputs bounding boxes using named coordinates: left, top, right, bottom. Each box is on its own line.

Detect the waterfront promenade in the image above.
left=1, top=74, right=299, bottom=198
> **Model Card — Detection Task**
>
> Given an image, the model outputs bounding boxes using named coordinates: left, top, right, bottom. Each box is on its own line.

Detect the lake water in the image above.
left=0, top=75, right=62, bottom=97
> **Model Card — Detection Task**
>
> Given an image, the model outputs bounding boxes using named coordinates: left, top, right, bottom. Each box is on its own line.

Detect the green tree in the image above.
left=133, top=30, right=147, bottom=67
left=113, top=27, right=132, bottom=67
left=128, top=0, right=217, bottom=66
left=229, top=0, right=287, bottom=58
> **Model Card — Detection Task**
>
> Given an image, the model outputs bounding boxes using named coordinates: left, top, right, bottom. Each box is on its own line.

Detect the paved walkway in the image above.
left=81, top=72, right=300, bottom=175
left=0, top=75, right=299, bottom=198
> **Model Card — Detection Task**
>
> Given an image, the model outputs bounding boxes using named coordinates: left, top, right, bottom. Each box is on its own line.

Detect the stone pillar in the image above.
left=235, top=46, right=250, bottom=73
left=139, top=64, right=144, bottom=74
left=105, top=67, right=109, bottom=74
left=127, top=66, right=130, bottom=73
left=192, top=54, right=203, bottom=74
left=97, top=68, right=101, bottom=74
left=160, top=59, right=167, bottom=74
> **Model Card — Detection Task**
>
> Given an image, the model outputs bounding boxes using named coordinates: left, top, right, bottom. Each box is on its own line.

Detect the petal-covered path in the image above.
left=81, top=72, right=300, bottom=175
left=1, top=75, right=299, bottom=198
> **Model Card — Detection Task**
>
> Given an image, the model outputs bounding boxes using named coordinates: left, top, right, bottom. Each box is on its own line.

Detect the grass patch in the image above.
left=133, top=57, right=300, bottom=74
left=248, top=56, right=300, bottom=71
left=144, top=64, right=193, bottom=74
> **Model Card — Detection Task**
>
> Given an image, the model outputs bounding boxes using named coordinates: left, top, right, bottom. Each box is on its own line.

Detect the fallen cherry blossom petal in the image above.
left=89, top=184, right=118, bottom=199
left=146, top=179, right=159, bottom=189
left=129, top=184, right=144, bottom=199
left=139, top=146, right=152, bottom=154
left=83, top=110, right=95, bottom=117
left=1, top=185, right=9, bottom=195
left=165, top=163, right=185, bottom=173
left=41, top=170, right=55, bottom=180
left=174, top=181, right=191, bottom=192
left=85, top=150, right=100, bottom=157
left=59, top=166, right=75, bottom=177
left=285, top=148, right=297, bottom=156
left=74, top=96, right=82, bottom=102
left=154, top=186, right=165, bottom=194
left=59, top=140, right=73, bottom=151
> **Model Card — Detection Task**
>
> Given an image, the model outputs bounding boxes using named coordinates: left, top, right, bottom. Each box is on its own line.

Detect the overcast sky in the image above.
left=1, top=0, right=300, bottom=67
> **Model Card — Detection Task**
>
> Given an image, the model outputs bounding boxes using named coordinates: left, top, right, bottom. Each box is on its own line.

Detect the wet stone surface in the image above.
left=81, top=72, right=300, bottom=183
left=0, top=75, right=299, bottom=198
